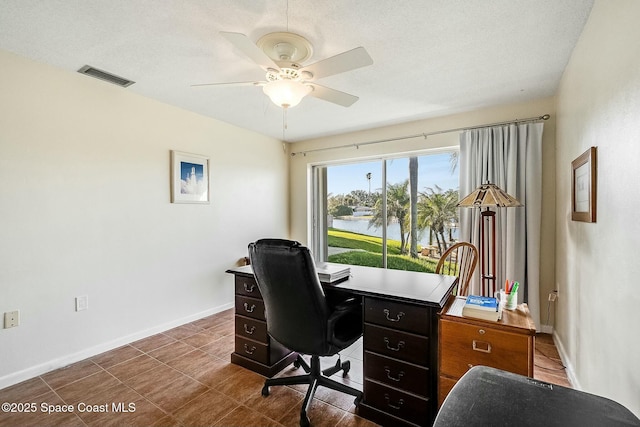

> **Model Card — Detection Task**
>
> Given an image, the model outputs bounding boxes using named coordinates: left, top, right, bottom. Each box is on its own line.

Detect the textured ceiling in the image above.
left=0, top=0, right=594, bottom=142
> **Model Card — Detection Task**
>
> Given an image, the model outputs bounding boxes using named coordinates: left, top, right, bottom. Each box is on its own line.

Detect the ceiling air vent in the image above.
left=77, top=65, right=135, bottom=87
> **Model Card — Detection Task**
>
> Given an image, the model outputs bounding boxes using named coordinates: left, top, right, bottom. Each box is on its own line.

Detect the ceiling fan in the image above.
left=193, top=31, right=373, bottom=109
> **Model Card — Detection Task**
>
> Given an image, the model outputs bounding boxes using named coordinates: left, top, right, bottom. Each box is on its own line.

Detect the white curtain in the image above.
left=459, top=123, right=543, bottom=328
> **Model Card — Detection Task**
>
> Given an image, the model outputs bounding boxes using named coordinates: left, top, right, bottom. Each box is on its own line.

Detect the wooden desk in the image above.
left=227, top=264, right=458, bottom=427
left=438, top=296, right=536, bottom=407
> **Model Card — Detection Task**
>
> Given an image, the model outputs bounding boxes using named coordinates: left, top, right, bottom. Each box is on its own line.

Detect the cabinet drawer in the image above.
left=438, top=375, right=457, bottom=408
left=364, top=379, right=430, bottom=426
left=235, top=315, right=268, bottom=343
left=440, top=319, right=531, bottom=378
left=364, top=351, right=430, bottom=397
left=364, top=324, right=429, bottom=366
left=234, top=275, right=262, bottom=298
left=235, top=336, right=290, bottom=365
left=365, top=297, right=429, bottom=335
left=235, top=295, right=265, bottom=321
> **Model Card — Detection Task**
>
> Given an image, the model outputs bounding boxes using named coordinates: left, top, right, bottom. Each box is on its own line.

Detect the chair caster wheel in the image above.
left=342, top=360, right=351, bottom=376
left=261, top=385, right=270, bottom=396
left=300, top=414, right=310, bottom=427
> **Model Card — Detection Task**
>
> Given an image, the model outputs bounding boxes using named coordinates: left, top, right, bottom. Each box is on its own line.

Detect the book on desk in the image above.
left=315, top=263, right=351, bottom=284
left=448, top=295, right=502, bottom=322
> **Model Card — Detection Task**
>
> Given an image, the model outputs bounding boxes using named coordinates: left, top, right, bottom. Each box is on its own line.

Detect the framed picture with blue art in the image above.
left=170, top=150, right=210, bottom=204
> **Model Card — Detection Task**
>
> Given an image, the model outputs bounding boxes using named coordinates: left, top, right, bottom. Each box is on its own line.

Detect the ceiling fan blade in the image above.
left=302, top=47, right=373, bottom=80
left=307, top=83, right=359, bottom=107
left=191, top=81, right=265, bottom=88
left=220, top=31, right=280, bottom=71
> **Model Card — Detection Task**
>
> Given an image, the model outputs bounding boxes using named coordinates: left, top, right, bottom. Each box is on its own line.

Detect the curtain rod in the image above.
left=290, top=113, right=550, bottom=157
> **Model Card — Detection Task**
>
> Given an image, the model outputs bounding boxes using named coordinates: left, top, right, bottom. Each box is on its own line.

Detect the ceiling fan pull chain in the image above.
left=282, top=108, right=288, bottom=142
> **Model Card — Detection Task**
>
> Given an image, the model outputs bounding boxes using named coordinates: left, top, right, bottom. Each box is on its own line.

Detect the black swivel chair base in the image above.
left=261, top=354, right=363, bottom=427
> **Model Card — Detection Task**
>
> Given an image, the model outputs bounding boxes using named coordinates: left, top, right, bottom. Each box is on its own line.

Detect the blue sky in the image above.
left=327, top=152, right=459, bottom=196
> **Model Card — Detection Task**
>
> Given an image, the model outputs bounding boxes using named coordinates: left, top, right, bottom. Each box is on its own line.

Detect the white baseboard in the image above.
left=539, top=323, right=554, bottom=334
left=0, top=302, right=233, bottom=390
left=551, top=330, right=580, bottom=390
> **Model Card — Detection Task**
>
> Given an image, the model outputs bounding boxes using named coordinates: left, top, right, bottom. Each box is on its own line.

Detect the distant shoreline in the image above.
left=334, top=215, right=373, bottom=221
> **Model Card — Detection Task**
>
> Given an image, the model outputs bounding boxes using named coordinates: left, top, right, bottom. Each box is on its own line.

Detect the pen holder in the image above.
left=496, top=289, right=518, bottom=310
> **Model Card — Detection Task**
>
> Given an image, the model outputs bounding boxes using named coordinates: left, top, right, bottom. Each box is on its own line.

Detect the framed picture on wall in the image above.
left=171, top=150, right=210, bottom=204
left=571, top=147, right=597, bottom=222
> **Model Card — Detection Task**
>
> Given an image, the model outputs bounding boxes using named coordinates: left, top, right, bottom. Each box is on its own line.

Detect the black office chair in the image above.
left=248, top=239, right=363, bottom=427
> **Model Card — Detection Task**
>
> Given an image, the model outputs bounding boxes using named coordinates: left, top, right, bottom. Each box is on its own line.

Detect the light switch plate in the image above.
left=75, top=296, right=88, bottom=311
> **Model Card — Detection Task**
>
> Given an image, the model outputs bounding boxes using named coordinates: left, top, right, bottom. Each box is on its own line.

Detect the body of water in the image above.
left=331, top=218, right=458, bottom=247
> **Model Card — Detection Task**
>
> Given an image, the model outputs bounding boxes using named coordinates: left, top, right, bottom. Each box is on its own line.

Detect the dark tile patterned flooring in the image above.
left=0, top=308, right=569, bottom=426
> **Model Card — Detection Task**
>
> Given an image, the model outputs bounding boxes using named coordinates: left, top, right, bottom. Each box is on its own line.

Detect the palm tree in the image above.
left=409, top=157, right=419, bottom=258
left=417, top=186, right=459, bottom=255
left=369, top=180, right=410, bottom=253
left=449, top=151, right=459, bottom=174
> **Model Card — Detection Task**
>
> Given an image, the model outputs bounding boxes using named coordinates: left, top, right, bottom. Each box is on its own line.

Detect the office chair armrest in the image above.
left=327, top=297, right=363, bottom=348
left=329, top=297, right=360, bottom=312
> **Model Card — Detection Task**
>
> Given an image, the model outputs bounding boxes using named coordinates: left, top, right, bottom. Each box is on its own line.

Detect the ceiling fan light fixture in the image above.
left=263, top=79, right=311, bottom=108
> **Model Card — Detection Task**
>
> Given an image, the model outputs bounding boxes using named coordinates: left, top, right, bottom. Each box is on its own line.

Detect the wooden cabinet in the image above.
left=359, top=296, right=437, bottom=427
left=438, top=297, right=536, bottom=407
left=230, top=274, right=297, bottom=377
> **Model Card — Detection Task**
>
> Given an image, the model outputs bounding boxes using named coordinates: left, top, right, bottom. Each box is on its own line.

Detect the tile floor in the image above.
left=0, top=308, right=569, bottom=427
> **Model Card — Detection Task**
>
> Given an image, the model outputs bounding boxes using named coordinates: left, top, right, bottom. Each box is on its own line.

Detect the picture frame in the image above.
left=571, top=147, right=597, bottom=222
left=170, top=150, right=210, bottom=204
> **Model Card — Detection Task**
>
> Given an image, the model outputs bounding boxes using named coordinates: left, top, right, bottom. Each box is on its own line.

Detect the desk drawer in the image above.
left=234, top=275, right=262, bottom=298
left=364, top=324, right=429, bottom=366
left=440, top=319, right=531, bottom=378
left=235, top=336, right=290, bottom=365
left=235, top=315, right=268, bottom=343
left=364, top=351, right=429, bottom=397
left=365, top=297, right=429, bottom=335
left=235, top=295, right=265, bottom=321
left=364, top=379, right=430, bottom=426
left=235, top=336, right=269, bottom=363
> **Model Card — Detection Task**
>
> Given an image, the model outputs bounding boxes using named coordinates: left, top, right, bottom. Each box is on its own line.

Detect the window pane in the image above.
left=385, top=157, right=412, bottom=270
left=384, top=153, right=460, bottom=272
left=321, top=150, right=459, bottom=272
left=326, top=161, right=383, bottom=268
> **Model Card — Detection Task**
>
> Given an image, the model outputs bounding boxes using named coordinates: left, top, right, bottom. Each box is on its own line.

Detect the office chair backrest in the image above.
left=436, top=242, right=478, bottom=296
left=248, top=239, right=331, bottom=356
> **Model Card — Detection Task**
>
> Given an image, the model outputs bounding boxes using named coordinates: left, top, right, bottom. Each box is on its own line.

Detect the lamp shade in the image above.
left=263, top=79, right=312, bottom=108
left=457, top=182, right=523, bottom=208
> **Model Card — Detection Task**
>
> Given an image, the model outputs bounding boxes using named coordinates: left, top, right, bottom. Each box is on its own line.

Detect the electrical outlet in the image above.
left=4, top=310, right=20, bottom=328
left=548, top=290, right=558, bottom=302
left=75, top=295, right=89, bottom=312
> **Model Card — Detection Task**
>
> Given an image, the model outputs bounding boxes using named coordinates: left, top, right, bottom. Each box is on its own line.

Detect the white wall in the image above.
left=554, top=0, right=640, bottom=416
left=0, top=49, right=288, bottom=387
left=288, top=97, right=556, bottom=330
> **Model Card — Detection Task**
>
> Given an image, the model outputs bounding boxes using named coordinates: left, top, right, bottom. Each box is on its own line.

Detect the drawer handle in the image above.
left=384, top=367, right=405, bottom=382
left=472, top=340, right=492, bottom=353
left=384, top=394, right=404, bottom=410
left=243, top=283, right=256, bottom=293
left=243, top=302, right=256, bottom=313
left=243, top=324, right=256, bottom=335
left=383, top=309, right=405, bottom=322
left=244, top=344, right=256, bottom=355
left=384, top=337, right=405, bottom=352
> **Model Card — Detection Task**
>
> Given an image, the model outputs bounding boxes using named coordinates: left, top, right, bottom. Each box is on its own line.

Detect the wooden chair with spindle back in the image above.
left=435, top=242, right=478, bottom=296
